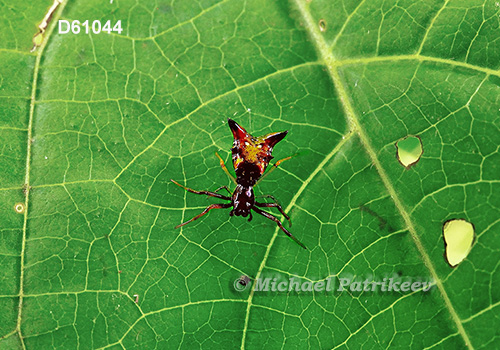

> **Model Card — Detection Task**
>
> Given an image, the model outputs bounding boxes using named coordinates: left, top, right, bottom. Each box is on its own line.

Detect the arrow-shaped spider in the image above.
left=171, top=118, right=307, bottom=250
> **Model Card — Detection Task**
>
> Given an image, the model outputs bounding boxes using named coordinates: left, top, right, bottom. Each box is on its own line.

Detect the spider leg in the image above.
left=255, top=154, right=296, bottom=186
left=214, top=185, right=233, bottom=196
left=215, top=152, right=237, bottom=184
left=255, top=194, right=279, bottom=201
left=252, top=207, right=307, bottom=250
left=255, top=195, right=291, bottom=227
left=175, top=203, right=232, bottom=228
left=171, top=179, right=231, bottom=200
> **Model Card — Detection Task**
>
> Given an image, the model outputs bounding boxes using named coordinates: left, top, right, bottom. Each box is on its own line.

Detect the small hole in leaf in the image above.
left=396, top=135, right=423, bottom=168
left=14, top=203, right=25, bottom=214
left=443, top=219, right=475, bottom=268
left=318, top=19, right=327, bottom=32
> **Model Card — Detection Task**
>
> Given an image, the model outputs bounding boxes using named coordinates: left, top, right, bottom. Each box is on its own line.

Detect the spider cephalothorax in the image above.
left=171, top=119, right=306, bottom=250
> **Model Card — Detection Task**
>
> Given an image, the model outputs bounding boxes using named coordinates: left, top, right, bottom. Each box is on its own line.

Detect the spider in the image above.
left=171, top=118, right=307, bottom=250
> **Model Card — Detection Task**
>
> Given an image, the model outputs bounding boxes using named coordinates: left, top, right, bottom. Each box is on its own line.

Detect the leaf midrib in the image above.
left=17, top=0, right=70, bottom=347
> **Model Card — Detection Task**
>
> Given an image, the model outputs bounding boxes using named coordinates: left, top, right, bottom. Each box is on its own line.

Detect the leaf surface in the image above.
left=0, top=0, right=499, bottom=349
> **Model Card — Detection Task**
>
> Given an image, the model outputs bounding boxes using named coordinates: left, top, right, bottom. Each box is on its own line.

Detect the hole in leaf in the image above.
left=443, top=219, right=475, bottom=268
left=14, top=203, right=25, bottom=214
left=318, top=19, right=327, bottom=32
left=395, top=135, right=423, bottom=168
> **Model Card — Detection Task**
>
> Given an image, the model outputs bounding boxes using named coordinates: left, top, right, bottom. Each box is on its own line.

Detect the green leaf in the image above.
left=1, top=0, right=499, bottom=349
